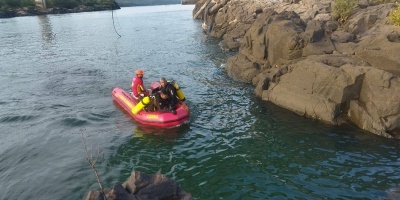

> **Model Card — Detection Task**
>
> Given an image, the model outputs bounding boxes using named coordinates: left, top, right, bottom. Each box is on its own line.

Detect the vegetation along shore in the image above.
left=0, top=0, right=120, bottom=18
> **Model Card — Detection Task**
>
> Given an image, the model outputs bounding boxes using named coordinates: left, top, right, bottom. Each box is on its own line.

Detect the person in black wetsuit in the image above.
left=154, top=88, right=177, bottom=115
left=152, top=77, right=178, bottom=113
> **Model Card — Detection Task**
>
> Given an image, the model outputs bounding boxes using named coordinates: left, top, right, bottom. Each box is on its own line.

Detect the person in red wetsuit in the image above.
left=131, top=69, right=146, bottom=99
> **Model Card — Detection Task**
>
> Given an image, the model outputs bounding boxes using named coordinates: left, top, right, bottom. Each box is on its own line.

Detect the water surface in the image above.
left=0, top=5, right=399, bottom=200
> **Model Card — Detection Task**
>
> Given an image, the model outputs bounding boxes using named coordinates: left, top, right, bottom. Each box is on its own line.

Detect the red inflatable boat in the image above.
left=112, top=87, right=190, bottom=128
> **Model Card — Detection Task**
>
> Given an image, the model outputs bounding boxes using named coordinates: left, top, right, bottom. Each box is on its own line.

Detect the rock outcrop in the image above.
left=85, top=171, right=193, bottom=200
left=194, top=0, right=400, bottom=138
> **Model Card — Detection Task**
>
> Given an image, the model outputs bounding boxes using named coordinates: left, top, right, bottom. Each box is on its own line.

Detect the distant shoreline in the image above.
left=115, top=0, right=192, bottom=7
left=0, top=1, right=197, bottom=19
left=0, top=4, right=121, bottom=19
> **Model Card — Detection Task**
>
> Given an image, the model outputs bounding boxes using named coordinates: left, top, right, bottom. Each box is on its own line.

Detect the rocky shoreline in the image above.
left=193, top=0, right=400, bottom=139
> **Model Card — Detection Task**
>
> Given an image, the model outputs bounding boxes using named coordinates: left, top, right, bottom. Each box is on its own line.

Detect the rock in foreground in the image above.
left=85, top=171, right=193, bottom=200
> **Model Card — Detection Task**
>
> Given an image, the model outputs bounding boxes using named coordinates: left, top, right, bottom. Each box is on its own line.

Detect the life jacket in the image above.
left=131, top=76, right=145, bottom=97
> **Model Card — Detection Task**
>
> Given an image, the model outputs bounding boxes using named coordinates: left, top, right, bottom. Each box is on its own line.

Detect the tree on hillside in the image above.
left=0, top=0, right=117, bottom=9
left=0, top=0, right=35, bottom=9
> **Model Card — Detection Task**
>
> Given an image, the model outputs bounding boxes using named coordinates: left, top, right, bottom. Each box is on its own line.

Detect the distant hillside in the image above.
left=116, top=0, right=181, bottom=6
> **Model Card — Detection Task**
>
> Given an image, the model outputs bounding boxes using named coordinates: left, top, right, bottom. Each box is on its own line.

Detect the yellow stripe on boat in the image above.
left=115, top=93, right=134, bottom=112
left=146, top=114, right=158, bottom=119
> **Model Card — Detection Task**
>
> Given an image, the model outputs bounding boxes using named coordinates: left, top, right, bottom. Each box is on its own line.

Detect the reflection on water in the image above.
left=37, top=15, right=55, bottom=44
left=132, top=124, right=190, bottom=142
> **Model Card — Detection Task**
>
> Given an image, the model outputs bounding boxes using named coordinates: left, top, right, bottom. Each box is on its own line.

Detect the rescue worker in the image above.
left=152, top=77, right=178, bottom=112
left=154, top=89, right=177, bottom=115
left=131, top=69, right=146, bottom=99
left=153, top=78, right=178, bottom=99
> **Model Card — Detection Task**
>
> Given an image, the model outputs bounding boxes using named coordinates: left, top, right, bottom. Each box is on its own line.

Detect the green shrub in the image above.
left=100, top=0, right=113, bottom=6
left=333, top=0, right=358, bottom=24
left=0, top=6, right=11, bottom=11
left=5, top=0, right=21, bottom=7
left=0, top=0, right=114, bottom=10
left=83, top=0, right=96, bottom=6
left=21, top=0, right=34, bottom=7
left=51, top=0, right=79, bottom=9
left=389, top=2, right=400, bottom=26
left=45, top=0, right=54, bottom=8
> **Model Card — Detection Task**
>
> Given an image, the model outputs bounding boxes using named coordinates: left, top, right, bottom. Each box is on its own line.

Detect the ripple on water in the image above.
left=59, top=117, right=89, bottom=127
left=0, top=114, right=39, bottom=123
left=42, top=67, right=108, bottom=97
left=0, top=135, right=88, bottom=200
left=49, top=104, right=70, bottom=109
left=82, top=112, right=113, bottom=122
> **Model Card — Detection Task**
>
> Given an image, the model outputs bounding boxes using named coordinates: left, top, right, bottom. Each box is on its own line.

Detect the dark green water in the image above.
left=0, top=5, right=399, bottom=200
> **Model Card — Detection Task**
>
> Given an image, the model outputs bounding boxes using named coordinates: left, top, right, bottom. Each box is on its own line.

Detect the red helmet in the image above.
left=136, top=69, right=144, bottom=75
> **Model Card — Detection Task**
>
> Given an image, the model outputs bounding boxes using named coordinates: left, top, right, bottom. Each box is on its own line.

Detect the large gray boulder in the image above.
left=226, top=53, right=262, bottom=83
left=261, top=56, right=368, bottom=124
left=348, top=68, right=400, bottom=138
